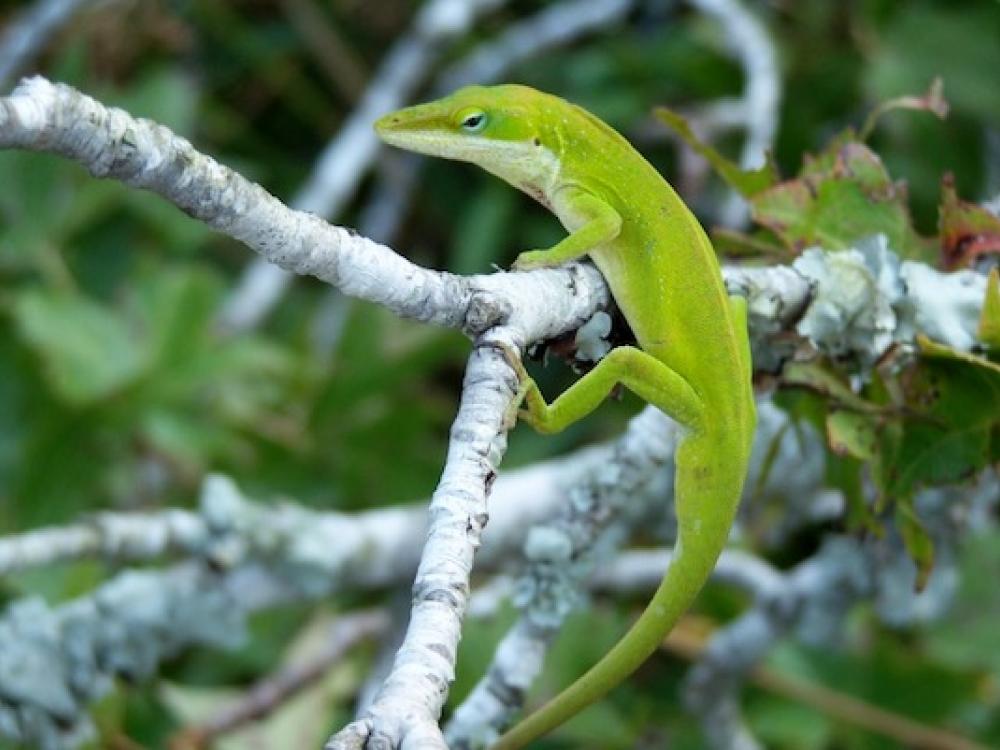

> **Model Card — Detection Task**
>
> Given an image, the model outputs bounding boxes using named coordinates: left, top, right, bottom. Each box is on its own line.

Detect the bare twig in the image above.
left=324, top=324, right=545, bottom=749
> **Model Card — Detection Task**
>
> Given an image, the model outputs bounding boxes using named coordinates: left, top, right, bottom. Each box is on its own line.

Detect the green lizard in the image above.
left=375, top=84, right=756, bottom=749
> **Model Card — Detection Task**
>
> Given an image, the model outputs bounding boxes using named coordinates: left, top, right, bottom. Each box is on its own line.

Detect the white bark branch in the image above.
left=0, top=510, right=206, bottom=574
left=0, top=434, right=993, bottom=749
left=0, top=451, right=629, bottom=749
left=444, top=407, right=677, bottom=746
left=323, top=344, right=514, bottom=750
left=0, top=76, right=611, bottom=345
left=3, top=77, right=980, bottom=367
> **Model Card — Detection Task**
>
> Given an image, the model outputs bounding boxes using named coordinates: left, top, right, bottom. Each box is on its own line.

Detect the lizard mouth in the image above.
left=374, top=101, right=444, bottom=138
left=372, top=112, right=408, bottom=136
left=375, top=109, right=494, bottom=163
left=374, top=106, right=462, bottom=158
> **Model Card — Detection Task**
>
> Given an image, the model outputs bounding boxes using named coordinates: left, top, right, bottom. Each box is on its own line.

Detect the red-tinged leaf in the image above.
left=938, top=174, right=1000, bottom=269
left=799, top=128, right=858, bottom=179
left=751, top=140, right=933, bottom=260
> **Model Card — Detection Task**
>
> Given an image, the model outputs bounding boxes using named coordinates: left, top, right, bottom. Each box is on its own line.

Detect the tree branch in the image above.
left=0, top=76, right=993, bottom=750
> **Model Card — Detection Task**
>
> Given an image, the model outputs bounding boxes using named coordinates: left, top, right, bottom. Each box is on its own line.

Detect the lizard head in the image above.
left=375, top=84, right=560, bottom=197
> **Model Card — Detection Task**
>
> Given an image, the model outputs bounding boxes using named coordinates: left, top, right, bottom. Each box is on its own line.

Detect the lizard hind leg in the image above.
left=516, top=345, right=704, bottom=434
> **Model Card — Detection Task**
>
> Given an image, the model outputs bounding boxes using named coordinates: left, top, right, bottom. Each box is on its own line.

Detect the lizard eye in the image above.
left=459, top=109, right=487, bottom=133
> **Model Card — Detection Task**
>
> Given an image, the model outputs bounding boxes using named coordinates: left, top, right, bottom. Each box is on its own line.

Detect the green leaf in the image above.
left=825, top=410, right=876, bottom=460
left=766, top=638, right=981, bottom=739
left=710, top=227, right=790, bottom=260
left=890, top=417, right=991, bottom=497
left=875, top=337, right=1000, bottom=498
left=653, top=106, right=779, bottom=197
left=109, top=68, right=202, bottom=137
left=130, top=266, right=221, bottom=367
left=917, top=334, right=1000, bottom=377
left=895, top=500, right=935, bottom=592
left=781, top=361, right=882, bottom=414
left=0, top=151, right=123, bottom=274
left=450, top=180, right=518, bottom=274
left=139, top=410, right=237, bottom=476
left=747, top=695, right=831, bottom=750
left=979, top=268, right=1000, bottom=349
left=12, top=290, right=146, bottom=405
left=797, top=128, right=857, bottom=180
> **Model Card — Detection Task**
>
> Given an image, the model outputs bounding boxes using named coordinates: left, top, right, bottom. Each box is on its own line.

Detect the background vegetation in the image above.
left=0, top=0, right=998, bottom=748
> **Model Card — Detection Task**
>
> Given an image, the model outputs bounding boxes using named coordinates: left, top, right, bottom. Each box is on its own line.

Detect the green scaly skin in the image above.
left=375, top=84, right=755, bottom=749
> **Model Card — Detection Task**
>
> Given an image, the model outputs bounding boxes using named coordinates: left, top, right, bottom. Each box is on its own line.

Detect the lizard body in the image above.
left=376, top=84, right=755, bottom=749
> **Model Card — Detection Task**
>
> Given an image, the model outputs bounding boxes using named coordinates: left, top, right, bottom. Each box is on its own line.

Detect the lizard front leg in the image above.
left=512, top=189, right=621, bottom=270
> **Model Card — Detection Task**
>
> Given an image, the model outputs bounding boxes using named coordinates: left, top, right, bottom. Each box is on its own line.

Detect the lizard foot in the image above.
left=511, top=249, right=558, bottom=272
left=494, top=343, right=537, bottom=431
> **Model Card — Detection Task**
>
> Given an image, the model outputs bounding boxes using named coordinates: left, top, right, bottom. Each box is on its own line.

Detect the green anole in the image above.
left=375, top=84, right=755, bottom=749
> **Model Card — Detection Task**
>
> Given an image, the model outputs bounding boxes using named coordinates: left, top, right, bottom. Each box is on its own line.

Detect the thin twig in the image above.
left=171, top=610, right=390, bottom=750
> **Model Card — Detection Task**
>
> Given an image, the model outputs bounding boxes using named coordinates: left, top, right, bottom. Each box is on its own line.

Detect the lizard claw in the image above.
left=496, top=342, right=530, bottom=379
left=495, top=343, right=532, bottom=430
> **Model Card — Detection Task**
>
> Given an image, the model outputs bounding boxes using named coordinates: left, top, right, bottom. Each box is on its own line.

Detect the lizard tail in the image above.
left=490, top=433, right=745, bottom=750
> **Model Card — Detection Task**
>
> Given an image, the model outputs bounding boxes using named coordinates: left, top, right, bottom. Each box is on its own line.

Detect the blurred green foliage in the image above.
left=0, top=0, right=998, bottom=747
